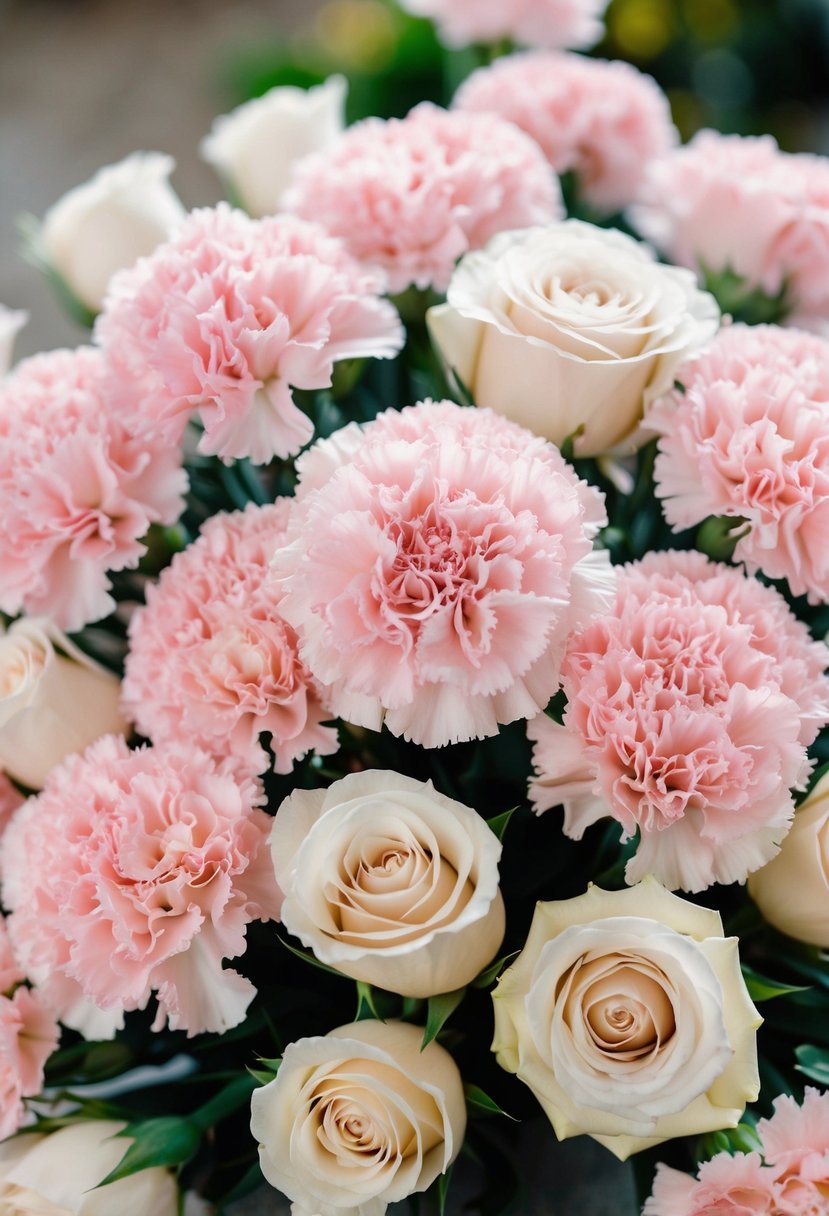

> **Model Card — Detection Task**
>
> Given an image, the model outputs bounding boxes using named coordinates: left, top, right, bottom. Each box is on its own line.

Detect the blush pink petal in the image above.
left=528, top=550, right=829, bottom=892
left=0, top=735, right=282, bottom=1038
left=0, top=986, right=60, bottom=1140
left=122, top=501, right=338, bottom=777
left=454, top=52, right=676, bottom=215
left=0, top=348, right=186, bottom=631
left=282, top=103, right=562, bottom=293
left=273, top=399, right=614, bottom=748
left=399, top=0, right=608, bottom=49
left=95, top=206, right=403, bottom=465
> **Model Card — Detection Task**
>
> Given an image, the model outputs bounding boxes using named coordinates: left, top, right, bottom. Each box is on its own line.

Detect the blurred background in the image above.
left=2, top=0, right=829, bottom=357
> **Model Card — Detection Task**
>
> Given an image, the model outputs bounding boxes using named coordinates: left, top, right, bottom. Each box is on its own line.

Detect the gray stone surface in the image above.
left=0, top=3, right=639, bottom=1211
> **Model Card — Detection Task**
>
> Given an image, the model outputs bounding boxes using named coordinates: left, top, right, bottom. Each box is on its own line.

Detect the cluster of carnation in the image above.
left=282, top=103, right=562, bottom=292
left=651, top=323, right=829, bottom=605
left=528, top=550, right=829, bottom=892
left=0, top=347, right=186, bottom=631
left=398, top=0, right=608, bottom=50
left=272, top=398, right=615, bottom=747
left=454, top=52, right=677, bottom=215
left=1, top=735, right=283, bottom=1039
left=96, top=205, right=404, bottom=465
left=122, top=501, right=338, bottom=777
left=646, top=1088, right=829, bottom=1215
left=0, top=918, right=58, bottom=1140
left=633, top=130, right=829, bottom=328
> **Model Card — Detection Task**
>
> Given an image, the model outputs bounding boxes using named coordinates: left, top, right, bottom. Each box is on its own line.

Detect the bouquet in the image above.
left=1, top=0, right=829, bottom=1212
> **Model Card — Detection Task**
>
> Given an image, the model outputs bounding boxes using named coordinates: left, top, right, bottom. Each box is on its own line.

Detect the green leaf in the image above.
left=421, top=988, right=466, bottom=1050
left=355, top=981, right=385, bottom=1022
left=741, top=964, right=811, bottom=1002
left=191, top=1073, right=258, bottom=1131
left=485, top=807, right=517, bottom=843
left=278, top=934, right=344, bottom=978
left=471, top=951, right=519, bottom=990
left=247, top=1066, right=278, bottom=1086
left=437, top=1165, right=454, bottom=1216
left=796, top=1044, right=829, bottom=1085
left=560, top=424, right=585, bottom=463
left=464, top=1083, right=518, bottom=1121
left=97, top=1117, right=201, bottom=1187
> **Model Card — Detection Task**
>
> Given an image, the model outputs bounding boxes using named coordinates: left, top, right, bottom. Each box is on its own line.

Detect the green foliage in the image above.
left=422, top=988, right=466, bottom=1049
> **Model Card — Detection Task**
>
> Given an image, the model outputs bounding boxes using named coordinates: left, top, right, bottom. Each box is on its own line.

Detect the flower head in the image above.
left=1, top=735, right=282, bottom=1039
left=96, top=205, right=403, bottom=464
left=455, top=53, right=677, bottom=215
left=282, top=104, right=562, bottom=293
left=528, top=550, right=829, bottom=891
left=273, top=399, right=613, bottom=748
left=652, top=323, right=829, bottom=604
left=398, top=0, right=608, bottom=50
left=0, top=348, right=186, bottom=630
left=123, top=502, right=338, bottom=777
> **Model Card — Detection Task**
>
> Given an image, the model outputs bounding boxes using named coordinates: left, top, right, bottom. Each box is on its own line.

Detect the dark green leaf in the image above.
left=97, top=1117, right=201, bottom=1186
left=278, top=935, right=344, bottom=978
left=796, top=1044, right=829, bottom=1085
left=437, top=1165, right=454, bottom=1216
left=472, top=951, right=519, bottom=990
left=355, top=981, right=385, bottom=1022
left=192, top=1073, right=258, bottom=1131
left=464, top=1083, right=518, bottom=1121
left=422, top=988, right=466, bottom=1049
left=741, top=965, right=811, bottom=1002
left=485, top=807, right=517, bottom=843
left=247, top=1067, right=278, bottom=1086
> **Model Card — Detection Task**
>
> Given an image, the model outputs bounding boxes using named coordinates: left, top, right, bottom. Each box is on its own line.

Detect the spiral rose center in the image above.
left=563, top=957, right=677, bottom=1061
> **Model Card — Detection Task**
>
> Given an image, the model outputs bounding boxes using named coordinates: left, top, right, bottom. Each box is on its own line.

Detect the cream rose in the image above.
left=749, top=773, right=829, bottom=947
left=0, top=1120, right=179, bottom=1215
left=0, top=618, right=126, bottom=789
left=201, top=77, right=347, bottom=218
left=39, top=152, right=185, bottom=314
left=427, top=220, right=720, bottom=457
left=492, top=878, right=761, bottom=1160
left=251, top=1020, right=466, bottom=1216
left=270, top=770, right=505, bottom=997
left=0, top=306, right=26, bottom=377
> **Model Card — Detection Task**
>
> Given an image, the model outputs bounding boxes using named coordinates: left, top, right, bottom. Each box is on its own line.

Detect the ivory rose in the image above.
left=201, top=76, right=347, bottom=218
left=0, top=306, right=26, bottom=376
left=271, top=770, right=505, bottom=997
left=0, top=1121, right=180, bottom=1215
left=251, top=1020, right=466, bottom=1216
left=427, top=221, right=719, bottom=457
left=748, top=772, right=829, bottom=948
left=0, top=618, right=125, bottom=790
left=38, top=153, right=185, bottom=314
left=492, top=879, right=761, bottom=1160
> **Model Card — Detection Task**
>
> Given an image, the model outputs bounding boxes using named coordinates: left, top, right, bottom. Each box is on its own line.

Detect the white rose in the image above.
left=749, top=772, right=829, bottom=947
left=0, top=618, right=126, bottom=789
left=0, top=306, right=26, bottom=377
left=201, top=77, right=347, bottom=218
left=427, top=220, right=720, bottom=457
left=251, top=1020, right=466, bottom=1216
left=39, top=152, right=185, bottom=314
left=271, top=769, right=505, bottom=997
left=492, top=878, right=761, bottom=1160
left=0, top=1121, right=179, bottom=1215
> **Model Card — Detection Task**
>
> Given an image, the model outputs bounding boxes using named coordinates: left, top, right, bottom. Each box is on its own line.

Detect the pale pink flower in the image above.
left=282, top=103, right=562, bottom=293
left=454, top=52, right=677, bottom=215
left=0, top=915, right=23, bottom=996
left=528, top=550, right=829, bottom=891
left=1, top=735, right=282, bottom=1039
left=273, top=399, right=614, bottom=748
left=760, top=1089, right=829, bottom=1191
left=632, top=131, right=829, bottom=327
left=0, top=986, right=60, bottom=1140
left=123, top=502, right=338, bottom=777
left=645, top=1155, right=774, bottom=1215
left=398, top=0, right=608, bottom=50
left=96, top=205, right=404, bottom=465
left=0, top=348, right=186, bottom=631
left=652, top=324, right=829, bottom=605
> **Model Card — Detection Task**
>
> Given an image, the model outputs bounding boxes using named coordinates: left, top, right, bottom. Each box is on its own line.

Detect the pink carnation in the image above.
left=95, top=205, right=404, bottom=465
left=273, top=399, right=614, bottom=748
left=0, top=349, right=186, bottom=631
left=632, top=131, right=829, bottom=327
left=528, top=550, right=829, bottom=891
left=0, top=985, right=60, bottom=1140
left=398, top=0, right=608, bottom=50
left=646, top=1089, right=829, bottom=1216
left=282, top=103, right=562, bottom=293
left=1, top=735, right=282, bottom=1039
left=454, top=52, right=677, bottom=215
left=651, top=324, right=829, bottom=605
left=123, top=502, right=338, bottom=777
